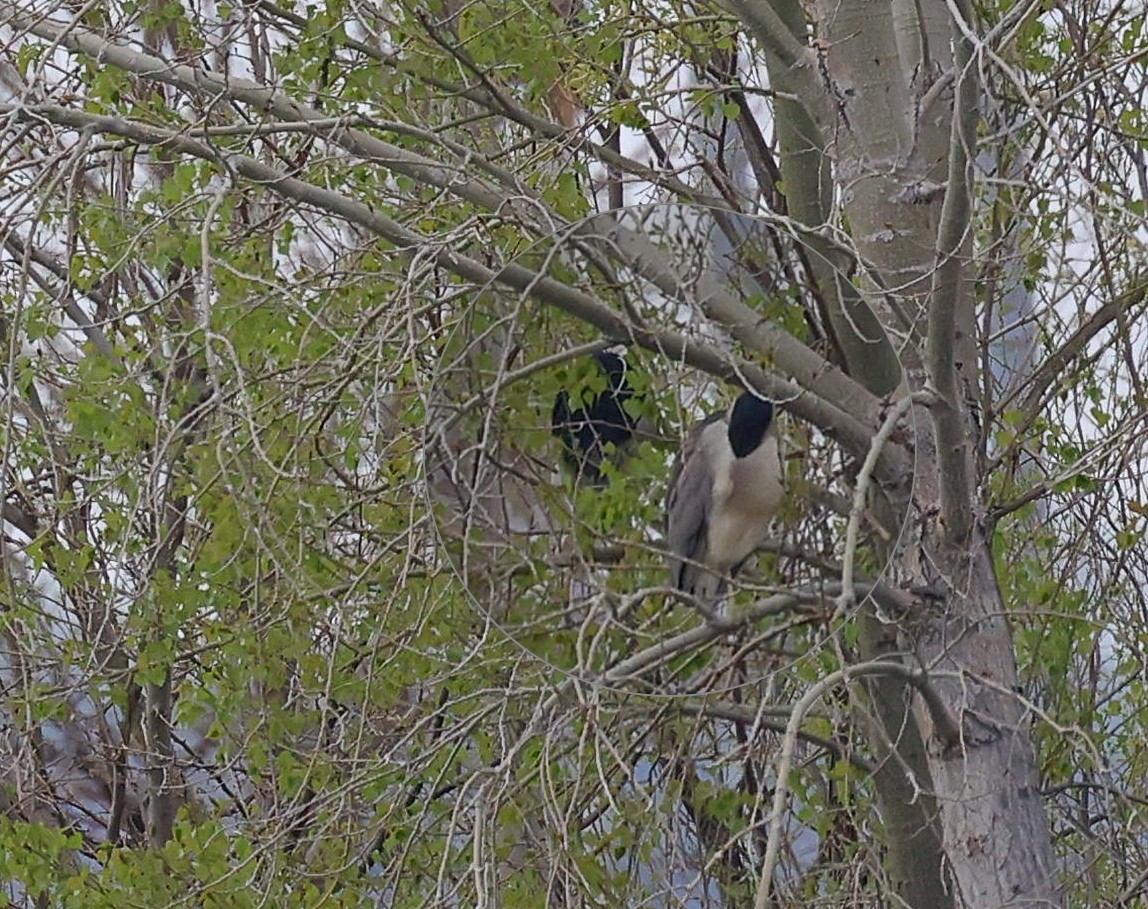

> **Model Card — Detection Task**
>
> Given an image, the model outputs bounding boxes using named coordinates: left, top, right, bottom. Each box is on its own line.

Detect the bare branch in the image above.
left=672, top=699, right=875, bottom=772
left=3, top=5, right=532, bottom=212
left=723, top=0, right=827, bottom=125
left=1, top=231, right=120, bottom=362
left=754, top=659, right=960, bottom=909
left=838, top=392, right=920, bottom=614
left=925, top=0, right=980, bottom=544
left=600, top=581, right=910, bottom=685
left=0, top=102, right=910, bottom=479
left=1013, top=280, right=1147, bottom=436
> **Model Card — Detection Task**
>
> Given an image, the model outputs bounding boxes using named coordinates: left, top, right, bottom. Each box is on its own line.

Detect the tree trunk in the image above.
left=775, top=0, right=1064, bottom=902
left=909, top=537, right=1061, bottom=906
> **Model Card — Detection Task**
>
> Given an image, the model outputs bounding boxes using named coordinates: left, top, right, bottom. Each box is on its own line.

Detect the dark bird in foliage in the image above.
left=552, top=351, right=646, bottom=488
left=666, top=391, right=783, bottom=603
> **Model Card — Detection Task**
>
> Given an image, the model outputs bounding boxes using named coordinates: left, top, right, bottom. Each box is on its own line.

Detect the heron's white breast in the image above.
left=707, top=432, right=783, bottom=572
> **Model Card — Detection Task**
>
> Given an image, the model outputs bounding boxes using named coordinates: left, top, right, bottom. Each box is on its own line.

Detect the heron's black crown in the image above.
left=727, top=392, right=774, bottom=458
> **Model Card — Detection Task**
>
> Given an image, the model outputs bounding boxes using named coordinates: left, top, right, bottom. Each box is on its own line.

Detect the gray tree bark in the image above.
left=734, top=0, right=1061, bottom=904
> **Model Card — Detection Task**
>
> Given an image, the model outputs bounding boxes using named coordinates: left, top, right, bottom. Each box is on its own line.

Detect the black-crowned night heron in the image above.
left=552, top=351, right=646, bottom=487
left=666, top=391, right=783, bottom=602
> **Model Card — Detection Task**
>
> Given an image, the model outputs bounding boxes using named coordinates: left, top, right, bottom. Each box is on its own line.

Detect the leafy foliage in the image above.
left=0, top=0, right=1145, bottom=906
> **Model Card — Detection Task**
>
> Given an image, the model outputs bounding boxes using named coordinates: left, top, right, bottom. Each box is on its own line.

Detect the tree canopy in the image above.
left=0, top=0, right=1146, bottom=907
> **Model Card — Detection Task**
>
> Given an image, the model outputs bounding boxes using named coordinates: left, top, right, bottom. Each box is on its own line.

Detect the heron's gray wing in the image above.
left=666, top=416, right=721, bottom=592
